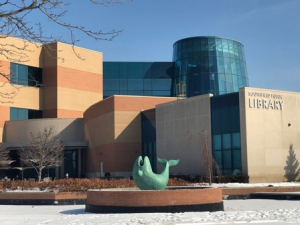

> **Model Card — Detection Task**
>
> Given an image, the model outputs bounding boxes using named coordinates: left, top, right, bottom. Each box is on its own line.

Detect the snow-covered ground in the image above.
left=211, top=181, right=300, bottom=188
left=0, top=200, right=300, bottom=224
left=1, top=182, right=300, bottom=224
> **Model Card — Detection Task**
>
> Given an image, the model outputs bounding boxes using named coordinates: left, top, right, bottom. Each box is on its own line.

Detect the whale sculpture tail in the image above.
left=157, top=158, right=179, bottom=167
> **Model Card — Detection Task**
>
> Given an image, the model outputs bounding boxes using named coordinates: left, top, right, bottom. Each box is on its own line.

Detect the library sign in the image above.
left=248, top=92, right=284, bottom=110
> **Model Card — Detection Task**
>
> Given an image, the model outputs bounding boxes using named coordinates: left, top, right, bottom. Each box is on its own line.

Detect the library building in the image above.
left=0, top=36, right=299, bottom=183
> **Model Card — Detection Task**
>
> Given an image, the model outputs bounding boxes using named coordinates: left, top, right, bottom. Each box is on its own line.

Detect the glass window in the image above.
left=28, top=66, right=42, bottom=86
left=104, top=90, right=119, bottom=98
left=152, top=79, right=171, bottom=91
left=220, top=108, right=230, bottom=133
left=119, top=63, right=128, bottom=78
left=10, top=108, right=18, bottom=120
left=144, top=79, right=152, bottom=90
left=232, top=75, right=239, bottom=92
left=231, top=61, right=237, bottom=75
left=216, top=38, right=223, bottom=54
left=120, top=90, right=128, bottom=95
left=217, top=57, right=225, bottom=74
left=128, top=63, right=145, bottom=79
left=10, top=107, right=28, bottom=120
left=233, top=150, right=241, bottom=168
left=224, top=58, right=231, bottom=74
left=119, top=79, right=128, bottom=90
left=144, top=91, right=152, bottom=96
left=128, top=90, right=143, bottom=95
left=103, top=79, right=119, bottom=90
left=142, top=63, right=152, bottom=78
left=28, top=109, right=43, bottom=119
left=213, top=135, right=221, bottom=150
left=18, top=108, right=28, bottom=120
left=152, top=91, right=170, bottom=96
left=230, top=106, right=240, bottom=132
left=209, top=57, right=217, bottom=73
left=223, top=150, right=232, bottom=169
left=143, top=143, right=147, bottom=156
left=208, top=38, right=215, bottom=52
left=64, top=149, right=78, bottom=178
left=103, top=62, right=119, bottom=79
left=222, top=39, right=229, bottom=57
left=200, top=39, right=208, bottom=52
left=18, top=64, right=28, bottom=85
left=222, top=133, right=231, bottom=149
left=211, top=108, right=221, bottom=134
left=128, top=79, right=143, bottom=90
left=232, top=133, right=241, bottom=148
left=10, top=63, right=28, bottom=85
left=148, top=142, right=153, bottom=155
left=214, top=151, right=222, bottom=169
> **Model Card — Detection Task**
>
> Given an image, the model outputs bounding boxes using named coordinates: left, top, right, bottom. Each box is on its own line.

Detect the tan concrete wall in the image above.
left=56, top=42, right=102, bottom=74
left=0, top=84, right=42, bottom=109
left=114, top=111, right=141, bottom=142
left=0, top=105, right=10, bottom=142
left=239, top=88, right=248, bottom=177
left=4, top=118, right=85, bottom=144
left=42, top=42, right=103, bottom=118
left=240, top=87, right=300, bottom=183
left=85, top=111, right=115, bottom=146
left=0, top=37, right=42, bottom=67
left=86, top=143, right=141, bottom=177
left=0, top=61, right=10, bottom=83
left=0, top=57, right=42, bottom=111
left=57, top=87, right=102, bottom=115
left=156, top=94, right=213, bottom=175
left=56, top=67, right=102, bottom=93
left=42, top=42, right=103, bottom=74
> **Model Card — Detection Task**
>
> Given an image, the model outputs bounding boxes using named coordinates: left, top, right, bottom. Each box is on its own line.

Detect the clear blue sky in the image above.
left=45, top=0, right=300, bottom=92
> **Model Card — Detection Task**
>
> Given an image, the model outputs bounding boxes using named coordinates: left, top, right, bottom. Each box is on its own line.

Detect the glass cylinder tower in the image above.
left=172, top=36, right=249, bottom=97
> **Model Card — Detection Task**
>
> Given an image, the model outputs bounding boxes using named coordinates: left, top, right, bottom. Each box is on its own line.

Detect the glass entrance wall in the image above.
left=210, top=92, right=242, bottom=175
left=172, top=36, right=249, bottom=97
left=64, top=149, right=78, bottom=178
left=141, top=109, right=157, bottom=172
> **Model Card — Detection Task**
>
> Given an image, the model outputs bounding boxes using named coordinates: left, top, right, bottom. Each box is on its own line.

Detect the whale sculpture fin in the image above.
left=157, top=158, right=179, bottom=167
left=168, top=159, right=179, bottom=167
left=157, top=158, right=167, bottom=165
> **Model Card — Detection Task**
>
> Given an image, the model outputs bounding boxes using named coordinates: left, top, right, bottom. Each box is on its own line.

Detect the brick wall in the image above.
left=87, top=187, right=222, bottom=207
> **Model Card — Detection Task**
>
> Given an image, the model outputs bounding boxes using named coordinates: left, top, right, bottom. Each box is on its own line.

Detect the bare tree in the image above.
left=0, top=143, right=14, bottom=169
left=187, top=130, right=221, bottom=185
left=0, top=0, right=131, bottom=103
left=19, top=126, right=64, bottom=182
left=0, top=1, right=131, bottom=55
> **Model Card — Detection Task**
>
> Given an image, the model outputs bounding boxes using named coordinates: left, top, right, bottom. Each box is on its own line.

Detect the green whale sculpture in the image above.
left=132, top=156, right=179, bottom=190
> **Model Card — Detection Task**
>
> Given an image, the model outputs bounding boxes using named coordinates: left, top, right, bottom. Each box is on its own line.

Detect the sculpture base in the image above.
left=85, top=186, right=223, bottom=213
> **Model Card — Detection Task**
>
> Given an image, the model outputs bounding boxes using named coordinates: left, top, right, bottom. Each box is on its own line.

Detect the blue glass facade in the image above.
left=103, top=62, right=173, bottom=98
left=172, top=36, right=249, bottom=97
left=210, top=93, right=241, bottom=175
